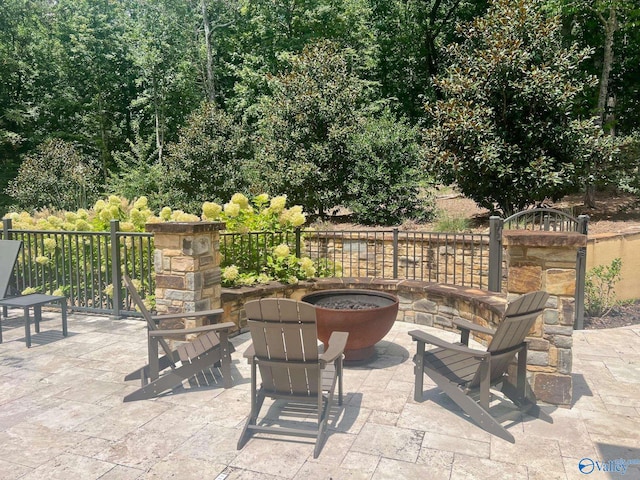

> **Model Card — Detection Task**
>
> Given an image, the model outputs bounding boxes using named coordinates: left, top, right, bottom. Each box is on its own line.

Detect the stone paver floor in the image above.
left=0, top=311, right=639, bottom=479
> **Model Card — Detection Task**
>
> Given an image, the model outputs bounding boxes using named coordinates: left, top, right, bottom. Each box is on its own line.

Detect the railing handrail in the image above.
left=503, top=207, right=581, bottom=231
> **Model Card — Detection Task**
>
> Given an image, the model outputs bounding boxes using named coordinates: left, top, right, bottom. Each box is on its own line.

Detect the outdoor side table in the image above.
left=0, top=294, right=67, bottom=348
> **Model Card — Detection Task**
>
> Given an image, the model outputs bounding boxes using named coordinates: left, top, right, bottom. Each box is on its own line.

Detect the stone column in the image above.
left=145, top=221, right=225, bottom=330
left=504, top=231, right=587, bottom=406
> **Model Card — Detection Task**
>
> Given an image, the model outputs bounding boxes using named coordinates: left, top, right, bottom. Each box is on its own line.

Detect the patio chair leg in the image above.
left=24, top=307, right=31, bottom=348
left=427, top=368, right=515, bottom=443
left=413, top=341, right=425, bottom=401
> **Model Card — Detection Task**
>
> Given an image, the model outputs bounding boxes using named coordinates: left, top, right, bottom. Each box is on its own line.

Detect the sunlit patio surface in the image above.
left=0, top=310, right=639, bottom=480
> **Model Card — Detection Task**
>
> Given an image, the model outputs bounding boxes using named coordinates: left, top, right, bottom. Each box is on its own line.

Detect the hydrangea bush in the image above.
left=4, top=192, right=332, bottom=293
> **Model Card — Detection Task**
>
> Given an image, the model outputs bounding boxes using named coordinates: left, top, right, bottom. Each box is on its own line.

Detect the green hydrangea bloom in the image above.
left=273, top=244, right=290, bottom=258
left=231, top=193, right=250, bottom=210
left=224, top=202, right=241, bottom=217
left=202, top=202, right=222, bottom=220
left=269, top=195, right=287, bottom=213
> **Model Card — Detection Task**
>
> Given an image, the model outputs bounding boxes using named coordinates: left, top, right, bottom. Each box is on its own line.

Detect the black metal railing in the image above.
left=2, top=207, right=588, bottom=326
left=300, top=229, right=491, bottom=288
left=2, top=219, right=153, bottom=316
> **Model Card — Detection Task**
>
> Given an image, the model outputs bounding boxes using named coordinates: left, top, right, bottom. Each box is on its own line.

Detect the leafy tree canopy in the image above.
left=250, top=41, right=372, bottom=216
left=7, top=138, right=101, bottom=211
left=425, top=0, right=606, bottom=215
left=161, top=102, right=251, bottom=213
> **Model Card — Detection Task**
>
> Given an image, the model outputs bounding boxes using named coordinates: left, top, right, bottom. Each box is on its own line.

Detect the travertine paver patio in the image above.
left=0, top=310, right=639, bottom=479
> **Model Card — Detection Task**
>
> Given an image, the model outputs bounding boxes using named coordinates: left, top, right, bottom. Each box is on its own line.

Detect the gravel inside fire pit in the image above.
left=315, top=298, right=381, bottom=310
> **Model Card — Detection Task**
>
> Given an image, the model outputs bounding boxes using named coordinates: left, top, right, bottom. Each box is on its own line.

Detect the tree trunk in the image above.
left=201, top=0, right=216, bottom=103
left=155, top=104, right=163, bottom=164
left=585, top=4, right=617, bottom=209
left=596, top=6, right=617, bottom=127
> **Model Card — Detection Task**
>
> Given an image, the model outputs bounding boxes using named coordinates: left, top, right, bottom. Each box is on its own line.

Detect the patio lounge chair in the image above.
left=123, top=275, right=235, bottom=402
left=237, top=298, right=348, bottom=458
left=0, top=240, right=67, bottom=347
left=409, top=290, right=552, bottom=443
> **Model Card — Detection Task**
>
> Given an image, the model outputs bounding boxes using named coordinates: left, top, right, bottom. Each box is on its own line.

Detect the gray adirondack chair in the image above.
left=237, top=298, right=348, bottom=458
left=409, top=291, right=552, bottom=442
left=123, top=275, right=235, bottom=402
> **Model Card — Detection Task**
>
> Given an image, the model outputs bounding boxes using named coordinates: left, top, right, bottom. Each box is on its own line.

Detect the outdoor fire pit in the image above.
left=302, top=289, right=399, bottom=361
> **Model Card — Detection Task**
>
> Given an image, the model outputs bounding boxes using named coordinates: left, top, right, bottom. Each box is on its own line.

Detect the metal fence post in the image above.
left=488, top=216, right=503, bottom=292
left=392, top=228, right=399, bottom=279
left=295, top=227, right=302, bottom=258
left=110, top=220, right=122, bottom=318
left=2, top=218, right=12, bottom=239
left=574, top=215, right=589, bottom=329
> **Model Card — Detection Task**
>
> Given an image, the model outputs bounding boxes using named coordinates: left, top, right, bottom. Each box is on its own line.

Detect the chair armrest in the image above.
left=409, top=329, right=488, bottom=359
left=149, top=321, right=235, bottom=337
left=319, top=331, right=349, bottom=365
left=150, top=308, right=223, bottom=322
left=453, top=318, right=495, bottom=336
left=243, top=343, right=255, bottom=362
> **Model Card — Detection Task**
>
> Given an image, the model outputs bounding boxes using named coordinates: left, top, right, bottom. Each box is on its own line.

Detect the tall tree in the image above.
left=126, top=0, right=201, bottom=164
left=229, top=0, right=377, bottom=123
left=369, top=0, right=489, bottom=119
left=0, top=0, right=54, bottom=211
left=425, top=0, right=603, bottom=215
left=50, top=0, right=136, bottom=180
left=251, top=41, right=372, bottom=216
left=197, top=0, right=238, bottom=104
left=548, top=0, right=640, bottom=206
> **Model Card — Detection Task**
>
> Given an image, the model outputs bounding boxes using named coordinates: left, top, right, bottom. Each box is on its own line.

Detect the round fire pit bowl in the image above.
left=302, top=289, right=399, bottom=362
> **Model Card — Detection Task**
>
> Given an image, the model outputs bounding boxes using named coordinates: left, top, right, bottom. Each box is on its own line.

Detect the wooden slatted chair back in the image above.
left=245, top=298, right=320, bottom=396
left=472, top=291, right=548, bottom=387
left=0, top=240, right=22, bottom=299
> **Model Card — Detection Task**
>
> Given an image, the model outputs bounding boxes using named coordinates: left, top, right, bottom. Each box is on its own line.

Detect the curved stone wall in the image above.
left=222, top=277, right=509, bottom=343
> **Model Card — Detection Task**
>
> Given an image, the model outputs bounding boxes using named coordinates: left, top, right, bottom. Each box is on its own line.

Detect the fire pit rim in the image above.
left=301, top=288, right=398, bottom=311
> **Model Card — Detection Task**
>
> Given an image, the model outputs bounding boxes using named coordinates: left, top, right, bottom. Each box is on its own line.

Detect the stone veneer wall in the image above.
left=220, top=276, right=573, bottom=406
left=146, top=221, right=225, bottom=330
left=503, top=230, right=586, bottom=406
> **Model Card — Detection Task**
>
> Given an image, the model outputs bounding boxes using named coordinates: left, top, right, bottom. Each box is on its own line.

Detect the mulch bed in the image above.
left=583, top=301, right=640, bottom=329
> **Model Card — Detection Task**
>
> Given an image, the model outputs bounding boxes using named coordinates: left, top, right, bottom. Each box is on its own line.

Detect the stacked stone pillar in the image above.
left=504, top=231, right=587, bottom=406
left=145, top=221, right=225, bottom=330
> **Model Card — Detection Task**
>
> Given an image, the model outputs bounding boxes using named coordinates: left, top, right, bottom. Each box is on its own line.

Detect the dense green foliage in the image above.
left=250, top=42, right=371, bottom=216
left=161, top=103, right=251, bottom=212
left=7, top=139, right=101, bottom=211
left=346, top=111, right=434, bottom=225
left=6, top=193, right=328, bottom=293
left=1, top=0, right=639, bottom=221
left=425, top=0, right=609, bottom=215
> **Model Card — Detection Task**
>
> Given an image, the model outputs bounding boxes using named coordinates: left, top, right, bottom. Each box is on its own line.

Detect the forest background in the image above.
left=1, top=0, right=639, bottom=225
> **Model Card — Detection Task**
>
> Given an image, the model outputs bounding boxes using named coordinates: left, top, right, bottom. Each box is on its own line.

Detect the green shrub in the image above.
left=346, top=111, right=436, bottom=226
left=6, top=138, right=101, bottom=211
left=4, top=192, right=332, bottom=291
left=433, top=213, right=470, bottom=233
left=585, top=258, right=622, bottom=317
